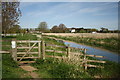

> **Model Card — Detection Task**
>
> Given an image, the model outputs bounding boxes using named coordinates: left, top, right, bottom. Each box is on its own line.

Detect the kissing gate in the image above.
left=11, top=39, right=45, bottom=64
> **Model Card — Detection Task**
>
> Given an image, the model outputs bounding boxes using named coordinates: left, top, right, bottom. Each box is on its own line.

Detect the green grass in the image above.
left=31, top=58, right=92, bottom=78
left=47, top=35, right=119, bottom=54
left=16, top=33, right=37, bottom=40
left=40, top=35, right=120, bottom=78
left=87, top=60, right=120, bottom=78
left=2, top=34, right=120, bottom=78
left=2, top=54, right=31, bottom=78
left=2, top=34, right=38, bottom=78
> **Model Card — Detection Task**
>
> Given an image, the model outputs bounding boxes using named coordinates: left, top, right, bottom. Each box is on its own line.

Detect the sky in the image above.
left=19, top=2, right=118, bottom=30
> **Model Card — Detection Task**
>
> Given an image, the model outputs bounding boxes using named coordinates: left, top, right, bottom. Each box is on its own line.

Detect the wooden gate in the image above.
left=11, top=39, right=45, bottom=64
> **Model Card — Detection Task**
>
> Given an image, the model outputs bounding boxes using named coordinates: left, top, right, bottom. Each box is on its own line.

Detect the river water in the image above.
left=64, top=41, right=120, bottom=63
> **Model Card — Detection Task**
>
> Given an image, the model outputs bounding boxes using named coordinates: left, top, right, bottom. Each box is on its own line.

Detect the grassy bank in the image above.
left=2, top=34, right=35, bottom=78
left=31, top=35, right=120, bottom=78
left=46, top=35, right=119, bottom=54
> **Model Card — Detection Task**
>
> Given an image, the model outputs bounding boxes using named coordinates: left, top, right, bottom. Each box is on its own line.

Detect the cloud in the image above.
left=22, top=2, right=118, bottom=21
left=19, top=0, right=119, bottom=2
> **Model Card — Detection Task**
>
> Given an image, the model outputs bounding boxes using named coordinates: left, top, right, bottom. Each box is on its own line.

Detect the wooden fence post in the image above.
left=83, top=48, right=87, bottom=70
left=28, top=39, right=30, bottom=56
left=11, top=39, right=17, bottom=61
left=38, top=38, right=41, bottom=58
left=41, top=40, right=45, bottom=59
left=67, top=44, right=70, bottom=60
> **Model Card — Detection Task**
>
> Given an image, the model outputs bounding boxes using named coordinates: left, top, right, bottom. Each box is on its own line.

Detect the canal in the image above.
left=64, top=41, right=119, bottom=63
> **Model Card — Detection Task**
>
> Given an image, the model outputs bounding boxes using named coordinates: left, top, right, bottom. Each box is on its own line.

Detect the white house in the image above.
left=92, top=32, right=97, bottom=34
left=71, top=29, right=76, bottom=33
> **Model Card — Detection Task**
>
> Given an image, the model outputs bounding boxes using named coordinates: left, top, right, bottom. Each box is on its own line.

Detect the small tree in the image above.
left=58, top=23, right=67, bottom=33
left=100, top=27, right=109, bottom=33
left=7, top=25, right=21, bottom=33
left=38, top=22, right=48, bottom=32
left=51, top=25, right=59, bottom=33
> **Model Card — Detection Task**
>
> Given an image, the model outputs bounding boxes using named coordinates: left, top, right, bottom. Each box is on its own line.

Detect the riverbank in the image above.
left=44, top=34, right=119, bottom=54
left=37, top=36, right=120, bottom=78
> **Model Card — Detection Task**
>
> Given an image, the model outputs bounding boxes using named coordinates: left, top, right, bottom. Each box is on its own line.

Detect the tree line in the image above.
left=36, top=22, right=119, bottom=33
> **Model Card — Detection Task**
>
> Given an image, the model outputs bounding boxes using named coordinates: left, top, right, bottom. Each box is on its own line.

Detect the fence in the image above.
left=44, top=43, right=106, bottom=70
left=11, top=39, right=45, bottom=64
left=11, top=39, right=106, bottom=70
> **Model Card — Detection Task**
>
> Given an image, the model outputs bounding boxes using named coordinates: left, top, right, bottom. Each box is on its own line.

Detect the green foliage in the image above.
left=51, top=23, right=67, bottom=33
left=2, top=54, right=31, bottom=78
left=6, top=25, right=21, bottom=34
left=2, top=34, right=35, bottom=78
left=87, top=61, right=120, bottom=78
left=32, top=58, right=91, bottom=78
left=79, top=29, right=87, bottom=33
left=16, top=33, right=37, bottom=40
left=38, top=22, right=49, bottom=32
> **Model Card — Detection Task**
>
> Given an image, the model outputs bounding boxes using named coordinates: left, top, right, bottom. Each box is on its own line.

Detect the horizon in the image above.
left=19, top=2, right=118, bottom=30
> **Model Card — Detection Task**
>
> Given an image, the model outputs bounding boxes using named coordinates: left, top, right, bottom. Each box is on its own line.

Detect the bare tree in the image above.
left=2, top=1, right=21, bottom=34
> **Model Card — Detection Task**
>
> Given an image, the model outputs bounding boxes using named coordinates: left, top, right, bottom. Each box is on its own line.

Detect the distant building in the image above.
left=92, top=32, right=97, bottom=34
left=71, top=29, right=75, bottom=33
left=69, top=28, right=84, bottom=33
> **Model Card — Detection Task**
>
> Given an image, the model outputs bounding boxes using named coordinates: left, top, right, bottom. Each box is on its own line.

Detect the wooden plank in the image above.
left=17, top=52, right=38, bottom=54
left=17, top=57, right=39, bottom=59
left=45, top=55, right=63, bottom=59
left=46, top=44, right=66, bottom=48
left=45, top=50, right=66, bottom=54
left=0, top=51, right=10, bottom=53
left=71, top=53, right=104, bottom=58
left=17, top=47, right=38, bottom=49
left=18, top=42, right=37, bottom=61
left=72, top=52, right=83, bottom=56
left=84, top=64, right=104, bottom=68
left=70, top=47, right=85, bottom=51
left=17, top=40, right=41, bottom=43
left=18, top=61, right=36, bottom=64
left=86, top=55, right=104, bottom=58
left=87, top=60, right=106, bottom=63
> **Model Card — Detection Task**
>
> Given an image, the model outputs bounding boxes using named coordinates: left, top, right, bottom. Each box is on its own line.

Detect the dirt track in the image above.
left=43, top=33, right=118, bottom=39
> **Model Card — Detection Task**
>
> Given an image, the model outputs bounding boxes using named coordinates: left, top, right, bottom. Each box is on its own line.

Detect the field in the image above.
left=43, top=33, right=118, bottom=39
left=2, top=33, right=120, bottom=78
left=43, top=33, right=119, bottom=53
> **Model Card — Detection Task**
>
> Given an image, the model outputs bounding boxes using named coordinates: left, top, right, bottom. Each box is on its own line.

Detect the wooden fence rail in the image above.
left=10, top=39, right=106, bottom=70
left=44, top=43, right=106, bottom=70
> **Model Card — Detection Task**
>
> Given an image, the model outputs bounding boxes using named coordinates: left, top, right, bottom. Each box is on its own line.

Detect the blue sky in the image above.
left=19, top=2, right=118, bottom=30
